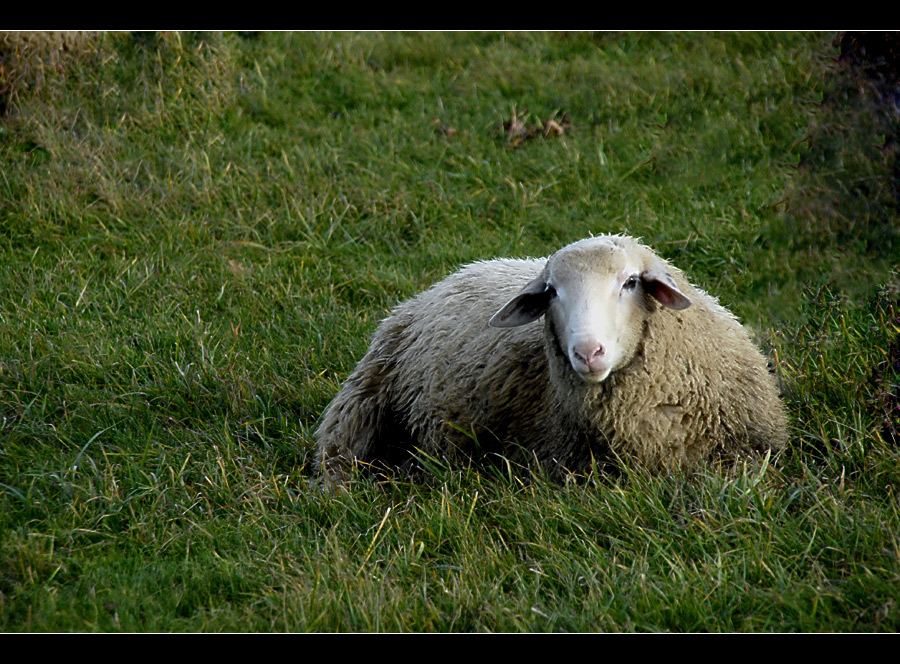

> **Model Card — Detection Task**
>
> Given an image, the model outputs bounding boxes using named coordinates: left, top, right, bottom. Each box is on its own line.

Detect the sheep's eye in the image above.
left=545, top=284, right=558, bottom=299
left=623, top=276, right=639, bottom=291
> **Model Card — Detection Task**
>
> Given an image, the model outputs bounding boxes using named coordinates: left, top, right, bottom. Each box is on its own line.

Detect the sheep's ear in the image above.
left=641, top=266, right=691, bottom=310
left=489, top=277, right=554, bottom=328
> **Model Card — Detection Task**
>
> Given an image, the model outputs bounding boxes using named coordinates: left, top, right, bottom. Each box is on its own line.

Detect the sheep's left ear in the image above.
left=641, top=266, right=691, bottom=310
left=489, top=276, right=554, bottom=328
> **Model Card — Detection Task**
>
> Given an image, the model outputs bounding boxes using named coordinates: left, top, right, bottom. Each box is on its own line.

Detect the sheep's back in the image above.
left=384, top=258, right=553, bottom=456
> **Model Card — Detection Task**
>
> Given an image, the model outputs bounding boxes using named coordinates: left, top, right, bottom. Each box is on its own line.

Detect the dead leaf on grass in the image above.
left=227, top=259, right=251, bottom=277
left=432, top=117, right=458, bottom=138
left=542, top=113, right=574, bottom=137
left=499, top=109, right=573, bottom=148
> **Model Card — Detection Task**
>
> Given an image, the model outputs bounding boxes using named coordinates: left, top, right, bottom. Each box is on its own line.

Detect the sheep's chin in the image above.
left=575, top=368, right=612, bottom=384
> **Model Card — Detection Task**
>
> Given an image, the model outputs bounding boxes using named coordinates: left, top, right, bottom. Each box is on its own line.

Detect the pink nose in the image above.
left=572, top=341, right=606, bottom=372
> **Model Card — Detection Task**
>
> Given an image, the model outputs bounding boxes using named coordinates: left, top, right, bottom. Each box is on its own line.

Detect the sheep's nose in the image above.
left=572, top=341, right=606, bottom=372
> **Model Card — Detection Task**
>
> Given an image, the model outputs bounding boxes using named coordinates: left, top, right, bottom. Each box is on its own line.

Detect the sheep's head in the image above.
left=489, top=236, right=691, bottom=383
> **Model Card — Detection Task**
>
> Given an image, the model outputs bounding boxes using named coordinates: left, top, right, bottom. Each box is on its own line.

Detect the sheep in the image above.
left=315, top=234, right=789, bottom=487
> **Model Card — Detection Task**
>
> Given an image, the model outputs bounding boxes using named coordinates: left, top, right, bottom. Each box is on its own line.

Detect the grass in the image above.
left=1, top=30, right=899, bottom=632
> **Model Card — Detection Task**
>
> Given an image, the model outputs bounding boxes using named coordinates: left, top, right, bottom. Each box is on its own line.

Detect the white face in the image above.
left=488, top=236, right=691, bottom=384
left=547, top=255, right=645, bottom=383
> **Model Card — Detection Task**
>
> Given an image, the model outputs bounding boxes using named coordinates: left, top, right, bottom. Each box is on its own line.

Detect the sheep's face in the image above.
left=489, top=236, right=691, bottom=384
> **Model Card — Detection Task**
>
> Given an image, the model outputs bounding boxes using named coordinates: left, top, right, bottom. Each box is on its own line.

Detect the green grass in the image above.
left=1, top=31, right=899, bottom=632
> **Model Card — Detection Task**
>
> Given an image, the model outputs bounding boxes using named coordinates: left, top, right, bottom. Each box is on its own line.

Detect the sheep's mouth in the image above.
left=575, top=367, right=612, bottom=383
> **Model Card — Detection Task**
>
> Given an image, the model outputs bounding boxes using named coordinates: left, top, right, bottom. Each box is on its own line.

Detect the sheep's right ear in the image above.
left=489, top=277, right=555, bottom=328
left=641, top=266, right=691, bottom=311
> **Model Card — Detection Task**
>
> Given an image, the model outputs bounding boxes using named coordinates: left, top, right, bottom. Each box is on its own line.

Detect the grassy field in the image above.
left=1, top=31, right=899, bottom=632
